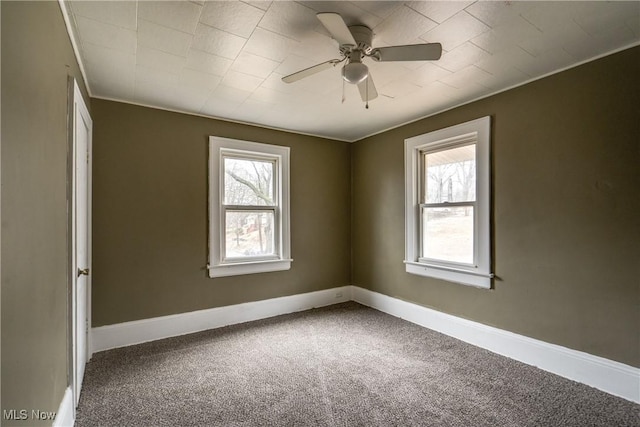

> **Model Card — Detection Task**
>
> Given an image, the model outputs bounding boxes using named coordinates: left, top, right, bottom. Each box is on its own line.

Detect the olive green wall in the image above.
left=352, top=47, right=640, bottom=367
left=91, top=100, right=351, bottom=326
left=1, top=1, right=90, bottom=425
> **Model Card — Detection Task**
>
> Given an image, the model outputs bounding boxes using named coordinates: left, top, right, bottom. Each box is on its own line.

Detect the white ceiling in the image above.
left=63, top=1, right=640, bottom=141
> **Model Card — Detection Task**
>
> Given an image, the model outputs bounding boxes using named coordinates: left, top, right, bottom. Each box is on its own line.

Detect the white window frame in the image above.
left=404, top=116, right=492, bottom=288
left=209, top=136, right=291, bottom=278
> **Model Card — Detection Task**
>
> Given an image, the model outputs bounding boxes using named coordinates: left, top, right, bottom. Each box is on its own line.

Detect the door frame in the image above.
left=68, top=77, right=93, bottom=409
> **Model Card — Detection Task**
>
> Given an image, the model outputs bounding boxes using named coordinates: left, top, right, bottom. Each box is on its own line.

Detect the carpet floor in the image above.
left=76, top=302, right=639, bottom=426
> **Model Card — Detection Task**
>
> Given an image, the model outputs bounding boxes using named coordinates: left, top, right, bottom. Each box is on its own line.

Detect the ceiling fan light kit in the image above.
left=342, top=56, right=368, bottom=84
left=282, top=12, right=443, bottom=107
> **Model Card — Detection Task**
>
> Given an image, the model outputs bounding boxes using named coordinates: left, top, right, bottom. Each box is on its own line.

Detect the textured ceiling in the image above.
left=63, top=1, right=640, bottom=141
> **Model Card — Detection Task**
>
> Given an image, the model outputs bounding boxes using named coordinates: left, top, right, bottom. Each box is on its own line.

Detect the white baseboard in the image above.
left=52, top=387, right=74, bottom=427
left=92, top=286, right=351, bottom=353
left=350, top=285, right=640, bottom=404
left=90, top=284, right=639, bottom=404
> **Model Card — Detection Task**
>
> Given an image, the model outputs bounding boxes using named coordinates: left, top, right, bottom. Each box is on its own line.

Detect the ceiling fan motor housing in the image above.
left=345, top=25, right=373, bottom=54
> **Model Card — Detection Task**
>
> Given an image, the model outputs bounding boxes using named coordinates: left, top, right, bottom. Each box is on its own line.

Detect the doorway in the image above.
left=70, top=78, right=92, bottom=408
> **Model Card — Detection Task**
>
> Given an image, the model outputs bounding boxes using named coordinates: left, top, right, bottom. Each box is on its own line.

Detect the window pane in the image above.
left=225, top=211, right=275, bottom=258
left=424, top=145, right=475, bottom=203
left=224, top=157, right=274, bottom=206
left=422, top=207, right=474, bottom=264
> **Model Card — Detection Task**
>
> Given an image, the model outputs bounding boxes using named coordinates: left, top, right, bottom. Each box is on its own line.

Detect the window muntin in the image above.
left=405, top=117, right=492, bottom=288
left=209, top=137, right=291, bottom=278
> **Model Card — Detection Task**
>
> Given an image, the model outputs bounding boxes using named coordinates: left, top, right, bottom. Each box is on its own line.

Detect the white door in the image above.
left=71, top=80, right=92, bottom=407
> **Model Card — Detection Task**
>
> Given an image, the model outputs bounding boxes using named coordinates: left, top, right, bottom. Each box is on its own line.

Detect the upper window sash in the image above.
left=221, top=151, right=278, bottom=207
left=420, top=142, right=476, bottom=205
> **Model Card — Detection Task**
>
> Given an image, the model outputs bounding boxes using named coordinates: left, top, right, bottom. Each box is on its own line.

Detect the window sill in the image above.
left=404, top=261, right=492, bottom=289
left=208, top=259, right=293, bottom=278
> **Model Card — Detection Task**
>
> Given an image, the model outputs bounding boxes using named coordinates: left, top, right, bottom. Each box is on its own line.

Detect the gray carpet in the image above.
left=76, top=302, right=639, bottom=426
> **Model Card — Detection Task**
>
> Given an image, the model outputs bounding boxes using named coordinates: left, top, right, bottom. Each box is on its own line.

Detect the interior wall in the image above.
left=1, top=1, right=90, bottom=424
left=351, top=46, right=640, bottom=367
left=90, top=99, right=351, bottom=326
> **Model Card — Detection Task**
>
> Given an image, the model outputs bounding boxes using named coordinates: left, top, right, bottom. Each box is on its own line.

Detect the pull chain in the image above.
left=341, top=79, right=345, bottom=104
left=365, top=77, right=369, bottom=109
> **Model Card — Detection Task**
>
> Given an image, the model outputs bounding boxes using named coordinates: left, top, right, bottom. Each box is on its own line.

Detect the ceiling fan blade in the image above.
left=317, top=12, right=357, bottom=47
left=357, top=74, right=378, bottom=102
left=371, top=43, right=442, bottom=62
left=281, top=59, right=340, bottom=83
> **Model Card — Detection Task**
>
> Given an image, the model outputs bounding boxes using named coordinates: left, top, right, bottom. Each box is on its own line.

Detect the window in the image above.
left=404, top=116, right=492, bottom=288
left=209, top=137, right=291, bottom=277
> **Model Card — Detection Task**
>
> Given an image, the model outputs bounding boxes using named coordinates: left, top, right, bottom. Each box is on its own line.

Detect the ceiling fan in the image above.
left=282, top=12, right=443, bottom=107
